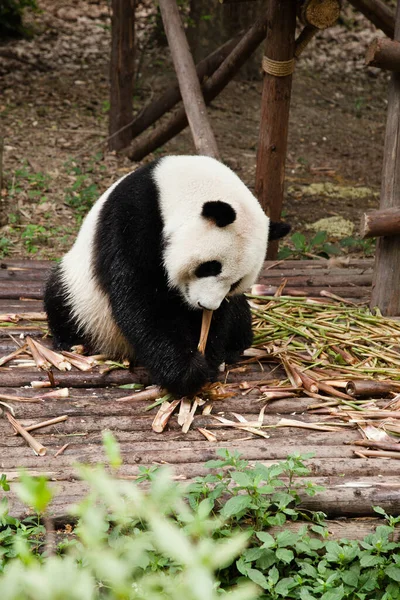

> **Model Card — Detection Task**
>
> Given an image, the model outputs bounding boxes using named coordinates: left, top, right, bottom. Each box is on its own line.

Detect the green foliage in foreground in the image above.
left=1, top=443, right=400, bottom=599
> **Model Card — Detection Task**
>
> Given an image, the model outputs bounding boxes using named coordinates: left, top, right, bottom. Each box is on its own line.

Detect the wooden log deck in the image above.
left=1, top=257, right=399, bottom=538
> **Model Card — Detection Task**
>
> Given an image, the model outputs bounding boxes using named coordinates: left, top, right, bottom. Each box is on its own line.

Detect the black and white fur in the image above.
left=44, top=156, right=290, bottom=395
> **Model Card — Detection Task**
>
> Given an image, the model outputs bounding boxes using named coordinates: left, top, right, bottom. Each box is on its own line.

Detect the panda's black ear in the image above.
left=269, top=221, right=291, bottom=241
left=202, top=201, right=236, bottom=228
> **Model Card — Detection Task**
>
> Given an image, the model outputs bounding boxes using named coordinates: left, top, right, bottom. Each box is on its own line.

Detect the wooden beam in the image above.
left=130, top=33, right=242, bottom=140
left=371, top=0, right=400, bottom=315
left=158, top=0, right=219, bottom=159
left=348, top=0, right=395, bottom=38
left=300, top=0, right=341, bottom=29
left=108, top=0, right=136, bottom=151
left=360, top=207, right=400, bottom=238
left=366, top=37, right=400, bottom=71
left=125, top=15, right=268, bottom=162
left=254, top=0, right=297, bottom=260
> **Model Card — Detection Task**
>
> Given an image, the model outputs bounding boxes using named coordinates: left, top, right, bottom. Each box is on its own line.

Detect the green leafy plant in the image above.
left=20, top=224, right=48, bottom=254
left=0, top=237, right=12, bottom=259
left=1, top=446, right=400, bottom=599
left=339, top=235, right=376, bottom=257
left=64, top=160, right=100, bottom=222
left=278, top=231, right=376, bottom=260
left=278, top=231, right=341, bottom=260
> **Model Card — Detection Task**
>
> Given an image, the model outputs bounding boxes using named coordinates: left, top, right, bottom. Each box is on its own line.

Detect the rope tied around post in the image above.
left=262, top=56, right=295, bottom=76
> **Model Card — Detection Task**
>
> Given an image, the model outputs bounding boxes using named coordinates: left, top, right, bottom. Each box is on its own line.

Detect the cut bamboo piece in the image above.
left=197, top=427, right=217, bottom=442
left=30, top=338, right=71, bottom=371
left=26, top=337, right=51, bottom=370
left=0, top=393, right=42, bottom=403
left=274, top=418, right=346, bottom=432
left=182, top=399, right=199, bottom=434
left=34, top=388, right=69, bottom=400
left=0, top=344, right=28, bottom=367
left=353, top=449, right=400, bottom=459
left=198, top=309, right=213, bottom=354
left=54, top=443, right=70, bottom=457
left=178, top=398, right=191, bottom=426
left=346, top=379, right=400, bottom=397
left=292, top=365, right=319, bottom=393
left=352, top=439, right=400, bottom=452
left=115, top=386, right=166, bottom=403
left=6, top=412, right=47, bottom=456
left=152, top=399, right=181, bottom=433
left=14, top=415, right=68, bottom=434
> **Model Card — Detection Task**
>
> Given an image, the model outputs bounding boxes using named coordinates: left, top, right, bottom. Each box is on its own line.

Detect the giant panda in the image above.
left=44, top=155, right=290, bottom=396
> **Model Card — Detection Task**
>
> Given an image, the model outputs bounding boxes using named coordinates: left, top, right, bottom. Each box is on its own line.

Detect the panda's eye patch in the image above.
left=195, top=260, right=222, bottom=278
left=230, top=279, right=242, bottom=292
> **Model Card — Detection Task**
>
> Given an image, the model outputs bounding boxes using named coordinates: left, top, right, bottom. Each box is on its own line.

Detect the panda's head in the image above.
left=154, top=156, right=289, bottom=311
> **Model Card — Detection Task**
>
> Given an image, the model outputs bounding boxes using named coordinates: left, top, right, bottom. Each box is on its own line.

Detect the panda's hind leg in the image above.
left=224, top=295, right=253, bottom=364
left=44, top=265, right=86, bottom=350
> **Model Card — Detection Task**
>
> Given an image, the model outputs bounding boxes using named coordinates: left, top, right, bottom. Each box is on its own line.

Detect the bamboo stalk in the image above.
left=6, top=413, right=47, bottom=456
left=346, top=380, right=400, bottom=397
left=353, top=449, right=400, bottom=459
left=0, top=393, right=43, bottom=403
left=14, top=415, right=68, bottom=434
left=198, top=309, right=213, bottom=354
left=352, top=439, right=400, bottom=452
left=197, top=427, right=217, bottom=442
left=26, top=337, right=51, bottom=370
left=54, top=443, right=70, bottom=457
left=115, top=386, right=166, bottom=403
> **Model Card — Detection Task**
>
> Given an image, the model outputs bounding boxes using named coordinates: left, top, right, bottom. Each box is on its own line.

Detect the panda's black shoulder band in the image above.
left=202, top=201, right=236, bottom=228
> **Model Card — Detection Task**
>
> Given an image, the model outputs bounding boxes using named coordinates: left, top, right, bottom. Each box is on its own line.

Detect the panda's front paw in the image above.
left=160, top=352, right=210, bottom=396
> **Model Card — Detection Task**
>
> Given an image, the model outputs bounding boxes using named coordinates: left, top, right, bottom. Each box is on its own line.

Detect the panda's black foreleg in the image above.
left=222, top=295, right=253, bottom=364
left=108, top=277, right=210, bottom=396
left=44, top=265, right=86, bottom=351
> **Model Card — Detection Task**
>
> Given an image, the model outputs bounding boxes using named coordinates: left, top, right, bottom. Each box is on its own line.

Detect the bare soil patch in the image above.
left=0, top=0, right=391, bottom=259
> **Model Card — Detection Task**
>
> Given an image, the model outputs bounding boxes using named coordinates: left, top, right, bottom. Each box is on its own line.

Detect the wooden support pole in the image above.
left=158, top=0, right=219, bottom=159
left=360, top=207, right=400, bottom=239
left=348, top=0, right=395, bottom=39
left=108, top=0, right=136, bottom=152
left=254, top=0, right=296, bottom=260
left=366, top=37, right=400, bottom=71
left=125, top=15, right=268, bottom=162
left=371, top=0, right=400, bottom=315
left=131, top=33, right=242, bottom=140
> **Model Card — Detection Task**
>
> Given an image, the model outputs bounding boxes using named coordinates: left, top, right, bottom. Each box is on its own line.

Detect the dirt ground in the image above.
left=0, top=0, right=392, bottom=259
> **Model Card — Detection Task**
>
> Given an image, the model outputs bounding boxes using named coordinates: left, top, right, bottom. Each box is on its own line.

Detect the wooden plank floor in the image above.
left=2, top=257, right=400, bottom=533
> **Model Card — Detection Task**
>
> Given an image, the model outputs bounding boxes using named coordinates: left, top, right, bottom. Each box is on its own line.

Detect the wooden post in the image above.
left=108, top=0, right=136, bottom=152
left=370, top=0, right=400, bottom=315
left=348, top=0, right=395, bottom=38
left=158, top=0, right=220, bottom=159
left=254, top=0, right=296, bottom=260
